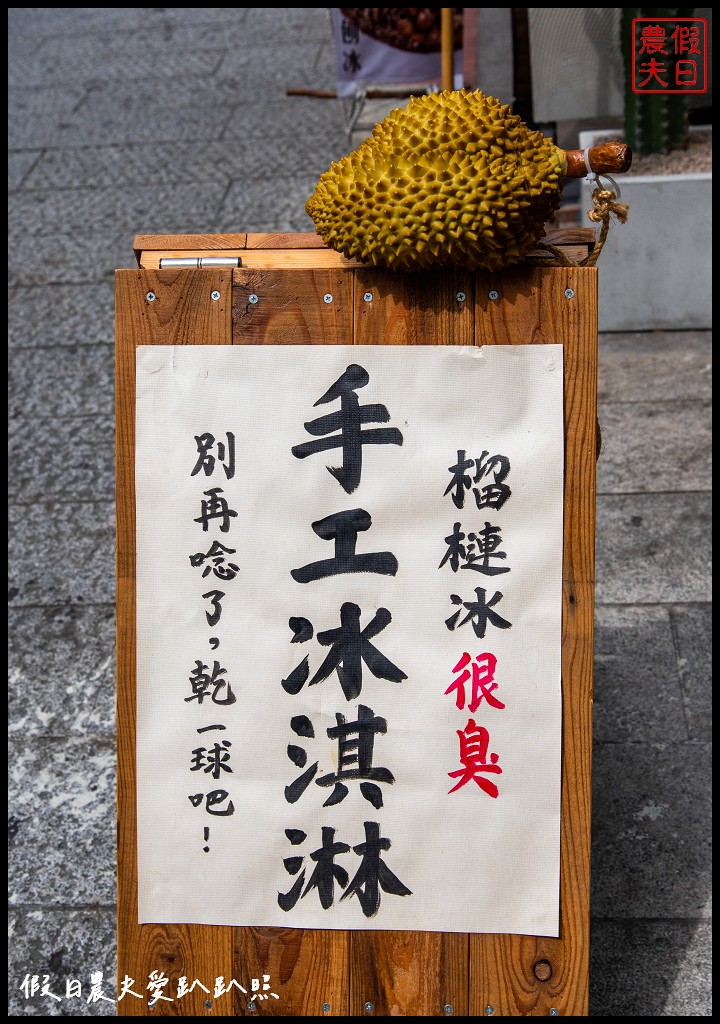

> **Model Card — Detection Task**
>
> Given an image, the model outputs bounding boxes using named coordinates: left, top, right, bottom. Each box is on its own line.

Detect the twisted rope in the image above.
left=581, top=181, right=630, bottom=267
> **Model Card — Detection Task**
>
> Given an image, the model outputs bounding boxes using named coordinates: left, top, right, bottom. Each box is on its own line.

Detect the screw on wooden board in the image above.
left=249, top=294, right=259, bottom=304
left=533, top=959, right=553, bottom=982
left=364, top=1002, right=374, bottom=1012
left=324, top=293, right=333, bottom=303
left=146, top=292, right=155, bottom=302
left=322, top=1003, right=331, bottom=1013
left=456, top=292, right=466, bottom=302
left=565, top=288, right=575, bottom=299
left=444, top=1004, right=454, bottom=1015
left=485, top=1007, right=494, bottom=1015
left=204, top=1000, right=213, bottom=1009
left=247, top=1001, right=257, bottom=1012
left=549, top=1009, right=559, bottom=1016
left=488, top=290, right=499, bottom=300
left=211, top=290, right=221, bottom=301
left=363, top=291, right=373, bottom=301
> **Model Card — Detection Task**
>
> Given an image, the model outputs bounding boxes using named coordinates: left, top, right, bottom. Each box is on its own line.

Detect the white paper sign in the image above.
left=135, top=343, right=564, bottom=936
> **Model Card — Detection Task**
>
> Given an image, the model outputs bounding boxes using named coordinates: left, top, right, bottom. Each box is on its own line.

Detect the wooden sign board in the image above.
left=116, top=232, right=596, bottom=1016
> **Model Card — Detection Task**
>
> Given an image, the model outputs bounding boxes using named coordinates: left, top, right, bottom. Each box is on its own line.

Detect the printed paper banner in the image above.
left=331, top=8, right=463, bottom=98
left=135, top=343, right=564, bottom=936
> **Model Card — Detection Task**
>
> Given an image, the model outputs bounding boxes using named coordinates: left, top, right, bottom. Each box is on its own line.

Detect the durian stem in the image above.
left=565, top=142, right=633, bottom=178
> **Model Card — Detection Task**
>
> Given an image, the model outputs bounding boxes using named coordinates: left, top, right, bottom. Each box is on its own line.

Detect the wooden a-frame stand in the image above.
left=116, top=231, right=597, bottom=1017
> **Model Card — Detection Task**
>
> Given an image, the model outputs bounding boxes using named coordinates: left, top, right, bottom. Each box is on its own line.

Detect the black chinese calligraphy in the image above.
left=189, top=540, right=240, bottom=581
left=185, top=659, right=237, bottom=706
left=284, top=704, right=394, bottom=809
left=191, top=432, right=236, bottom=480
left=194, top=488, right=238, bottom=533
left=291, top=365, right=403, bottom=494
left=278, top=821, right=411, bottom=917
left=444, top=450, right=511, bottom=511
left=291, top=508, right=398, bottom=583
left=445, top=588, right=512, bottom=639
left=282, top=603, right=407, bottom=701
left=439, top=521, right=510, bottom=575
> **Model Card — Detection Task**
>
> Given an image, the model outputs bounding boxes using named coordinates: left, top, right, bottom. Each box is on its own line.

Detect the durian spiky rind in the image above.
left=306, top=90, right=567, bottom=271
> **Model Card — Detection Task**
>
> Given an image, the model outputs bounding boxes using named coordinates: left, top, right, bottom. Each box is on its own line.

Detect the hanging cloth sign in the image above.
left=330, top=8, right=464, bottom=97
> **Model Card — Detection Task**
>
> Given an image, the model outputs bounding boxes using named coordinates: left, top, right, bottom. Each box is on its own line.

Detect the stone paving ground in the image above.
left=8, top=8, right=711, bottom=1017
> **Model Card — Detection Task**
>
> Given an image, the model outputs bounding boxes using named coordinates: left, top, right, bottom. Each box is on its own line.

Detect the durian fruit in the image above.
left=306, top=89, right=617, bottom=272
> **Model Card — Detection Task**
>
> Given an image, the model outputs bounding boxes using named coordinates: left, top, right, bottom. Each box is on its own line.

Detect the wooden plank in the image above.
left=352, top=269, right=474, bottom=346
left=133, top=234, right=248, bottom=264
left=348, top=267, right=472, bottom=1017
left=245, top=232, right=328, bottom=249
left=232, top=268, right=354, bottom=345
left=134, top=233, right=326, bottom=267
left=140, top=250, right=364, bottom=271
left=116, top=268, right=234, bottom=1016
left=231, top=266, right=352, bottom=1016
left=139, top=249, right=588, bottom=272
left=470, top=267, right=596, bottom=1015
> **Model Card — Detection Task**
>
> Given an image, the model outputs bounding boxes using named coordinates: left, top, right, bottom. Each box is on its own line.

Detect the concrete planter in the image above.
left=578, top=130, right=712, bottom=332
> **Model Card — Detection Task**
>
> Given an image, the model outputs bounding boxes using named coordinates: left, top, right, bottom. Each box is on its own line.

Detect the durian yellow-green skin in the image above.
left=306, top=89, right=567, bottom=271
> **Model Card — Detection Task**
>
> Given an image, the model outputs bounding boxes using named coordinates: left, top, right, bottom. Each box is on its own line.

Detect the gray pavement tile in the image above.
left=8, top=84, right=86, bottom=119
left=8, top=909, right=116, bottom=1017
left=8, top=111, right=73, bottom=151
left=8, top=501, right=115, bottom=607
left=217, top=7, right=334, bottom=44
left=8, top=413, right=114, bottom=504
left=597, top=330, right=712, bottom=403
left=9, top=232, right=137, bottom=287
left=593, top=606, right=687, bottom=744
left=13, top=7, right=251, bottom=56
left=21, top=138, right=346, bottom=190
left=44, top=101, right=233, bottom=148
left=31, top=13, right=315, bottom=63
left=72, top=73, right=257, bottom=112
left=589, top=920, right=712, bottom=1017
left=218, top=41, right=338, bottom=91
left=8, top=737, right=116, bottom=907
left=671, top=604, right=712, bottom=741
left=591, top=739, right=711, bottom=919
left=8, top=604, right=116, bottom=738
left=218, top=175, right=327, bottom=233
left=596, top=400, right=711, bottom=495
left=9, top=283, right=115, bottom=349
left=595, top=494, right=711, bottom=605
left=15, top=46, right=226, bottom=91
left=8, top=344, right=114, bottom=420
left=8, top=150, right=43, bottom=192
left=8, top=182, right=228, bottom=240
left=221, top=90, right=349, bottom=146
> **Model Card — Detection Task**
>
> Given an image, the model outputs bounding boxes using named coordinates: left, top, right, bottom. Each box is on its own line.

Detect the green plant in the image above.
left=621, top=8, right=691, bottom=155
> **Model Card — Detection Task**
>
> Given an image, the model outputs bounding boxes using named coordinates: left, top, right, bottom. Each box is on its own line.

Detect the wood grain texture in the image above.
left=470, top=267, right=597, bottom=1015
left=245, top=232, right=328, bottom=249
left=140, top=251, right=364, bottom=271
left=115, top=269, right=234, bottom=1016
left=232, top=929, right=350, bottom=1017
left=353, top=269, right=474, bottom=346
left=232, top=267, right=351, bottom=1015
left=350, top=931, right=469, bottom=1017
left=133, top=234, right=248, bottom=264
left=232, top=269, right=353, bottom=345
